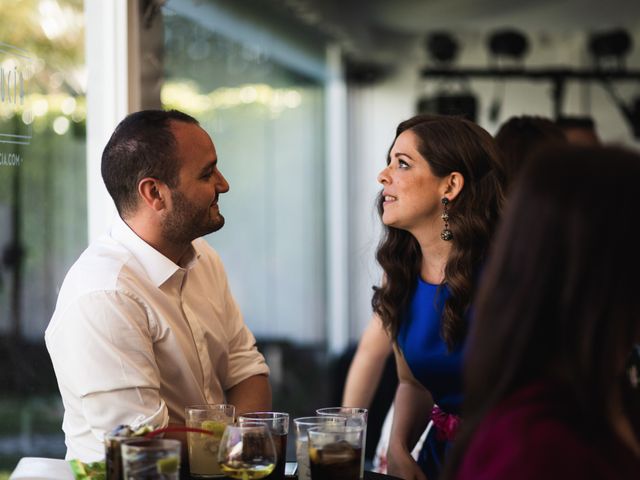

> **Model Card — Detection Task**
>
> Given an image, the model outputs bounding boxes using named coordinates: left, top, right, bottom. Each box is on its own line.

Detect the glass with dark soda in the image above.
left=308, top=425, right=363, bottom=480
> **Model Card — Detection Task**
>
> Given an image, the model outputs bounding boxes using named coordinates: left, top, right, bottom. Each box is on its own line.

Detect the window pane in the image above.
left=162, top=10, right=326, bottom=343
left=0, top=0, right=85, bottom=470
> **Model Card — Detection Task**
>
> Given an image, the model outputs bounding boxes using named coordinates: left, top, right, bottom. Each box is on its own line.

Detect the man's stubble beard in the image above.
left=162, top=190, right=225, bottom=245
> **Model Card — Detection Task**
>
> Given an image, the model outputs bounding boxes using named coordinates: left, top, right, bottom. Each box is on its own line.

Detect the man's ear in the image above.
left=138, top=177, right=167, bottom=212
left=443, top=172, right=465, bottom=201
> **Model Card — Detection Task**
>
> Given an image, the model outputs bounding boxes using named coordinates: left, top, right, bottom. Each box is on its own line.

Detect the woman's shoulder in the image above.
left=457, top=382, right=640, bottom=479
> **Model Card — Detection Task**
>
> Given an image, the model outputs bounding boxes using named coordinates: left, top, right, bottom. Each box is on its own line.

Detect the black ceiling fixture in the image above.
left=488, top=29, right=529, bottom=60
left=426, top=32, right=459, bottom=64
left=418, top=28, right=640, bottom=138
left=344, top=59, right=392, bottom=85
left=486, top=29, right=529, bottom=122
left=418, top=32, right=478, bottom=122
left=589, top=29, right=633, bottom=68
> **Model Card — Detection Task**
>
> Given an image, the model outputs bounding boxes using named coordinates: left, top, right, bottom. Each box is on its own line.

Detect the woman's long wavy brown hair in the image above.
left=372, top=115, right=505, bottom=350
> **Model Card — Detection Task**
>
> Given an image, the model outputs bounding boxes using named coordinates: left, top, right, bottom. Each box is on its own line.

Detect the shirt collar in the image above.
left=110, top=215, right=199, bottom=287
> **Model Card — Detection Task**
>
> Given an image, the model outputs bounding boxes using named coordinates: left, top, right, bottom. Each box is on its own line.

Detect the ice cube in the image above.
left=316, top=441, right=357, bottom=465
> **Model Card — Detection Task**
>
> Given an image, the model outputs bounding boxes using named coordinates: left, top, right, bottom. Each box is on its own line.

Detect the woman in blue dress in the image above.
left=373, top=114, right=505, bottom=479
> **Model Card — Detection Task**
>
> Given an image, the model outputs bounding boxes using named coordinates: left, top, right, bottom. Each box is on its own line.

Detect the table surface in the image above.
left=230, top=475, right=400, bottom=480
left=210, top=473, right=400, bottom=480
left=11, top=458, right=402, bottom=480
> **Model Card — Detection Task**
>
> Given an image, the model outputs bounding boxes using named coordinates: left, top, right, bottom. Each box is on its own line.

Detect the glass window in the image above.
left=0, top=0, right=85, bottom=472
left=162, top=9, right=327, bottom=343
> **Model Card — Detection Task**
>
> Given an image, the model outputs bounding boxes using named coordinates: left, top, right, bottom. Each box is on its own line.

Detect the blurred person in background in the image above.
left=373, top=114, right=505, bottom=480
left=443, top=145, right=640, bottom=480
left=46, top=110, right=271, bottom=461
left=556, top=115, right=601, bottom=146
left=494, top=115, right=567, bottom=187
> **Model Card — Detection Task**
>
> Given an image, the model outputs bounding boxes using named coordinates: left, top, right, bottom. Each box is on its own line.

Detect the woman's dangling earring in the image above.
left=440, top=197, right=453, bottom=241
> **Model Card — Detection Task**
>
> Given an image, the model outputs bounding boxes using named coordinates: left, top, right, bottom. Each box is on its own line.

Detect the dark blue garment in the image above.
left=396, top=277, right=465, bottom=479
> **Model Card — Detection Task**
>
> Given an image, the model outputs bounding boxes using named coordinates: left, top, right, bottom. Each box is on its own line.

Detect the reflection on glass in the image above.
left=1, top=0, right=86, bottom=472
left=161, top=9, right=326, bottom=345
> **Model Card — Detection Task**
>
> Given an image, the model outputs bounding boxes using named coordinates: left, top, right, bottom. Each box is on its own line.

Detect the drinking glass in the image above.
left=121, top=438, right=181, bottom=480
left=315, top=407, right=368, bottom=479
left=105, top=425, right=155, bottom=480
left=217, top=423, right=277, bottom=480
left=293, top=416, right=346, bottom=480
left=307, top=425, right=364, bottom=480
left=237, top=412, right=289, bottom=480
left=185, top=404, right=236, bottom=477
left=105, top=429, right=130, bottom=480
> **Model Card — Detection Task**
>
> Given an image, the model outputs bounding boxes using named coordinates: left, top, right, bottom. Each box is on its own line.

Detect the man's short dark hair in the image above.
left=101, top=109, right=199, bottom=217
left=556, top=115, right=596, bottom=130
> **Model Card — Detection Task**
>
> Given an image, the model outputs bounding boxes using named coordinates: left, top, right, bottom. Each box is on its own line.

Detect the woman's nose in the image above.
left=377, top=166, right=390, bottom=185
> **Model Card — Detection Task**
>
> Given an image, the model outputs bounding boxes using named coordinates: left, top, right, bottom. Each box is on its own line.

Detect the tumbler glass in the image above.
left=185, top=404, right=236, bottom=477
left=121, top=438, right=181, bottom=480
left=238, top=412, right=289, bottom=480
left=308, top=425, right=364, bottom=480
left=316, top=407, right=368, bottom=479
left=293, top=416, right=345, bottom=480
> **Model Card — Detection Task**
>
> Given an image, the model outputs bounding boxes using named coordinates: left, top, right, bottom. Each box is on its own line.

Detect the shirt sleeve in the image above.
left=220, top=270, right=270, bottom=391
left=47, top=290, right=169, bottom=439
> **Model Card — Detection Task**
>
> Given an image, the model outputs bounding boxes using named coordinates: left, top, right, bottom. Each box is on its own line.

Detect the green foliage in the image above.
left=0, top=0, right=88, bottom=340
left=0, top=396, right=63, bottom=435
left=0, top=0, right=85, bottom=95
left=0, top=464, right=17, bottom=480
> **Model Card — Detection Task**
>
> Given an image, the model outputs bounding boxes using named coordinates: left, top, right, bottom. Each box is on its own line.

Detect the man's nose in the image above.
left=217, top=172, right=230, bottom=193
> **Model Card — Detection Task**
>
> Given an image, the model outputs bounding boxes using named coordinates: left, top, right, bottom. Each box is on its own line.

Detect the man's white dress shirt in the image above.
left=45, top=216, right=269, bottom=461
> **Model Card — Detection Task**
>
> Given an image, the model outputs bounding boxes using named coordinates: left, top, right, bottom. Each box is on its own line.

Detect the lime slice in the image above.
left=69, top=459, right=106, bottom=480
left=156, top=456, right=179, bottom=474
left=201, top=420, right=226, bottom=437
left=308, top=447, right=320, bottom=464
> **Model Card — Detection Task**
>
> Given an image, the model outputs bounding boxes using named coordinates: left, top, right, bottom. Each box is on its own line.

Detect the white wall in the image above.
left=347, top=28, right=640, bottom=341
left=347, top=41, right=425, bottom=338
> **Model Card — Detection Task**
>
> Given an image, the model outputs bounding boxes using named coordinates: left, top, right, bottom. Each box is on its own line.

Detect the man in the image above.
left=45, top=110, right=271, bottom=461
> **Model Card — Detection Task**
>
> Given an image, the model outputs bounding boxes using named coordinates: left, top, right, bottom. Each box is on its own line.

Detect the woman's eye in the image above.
left=399, top=159, right=409, bottom=168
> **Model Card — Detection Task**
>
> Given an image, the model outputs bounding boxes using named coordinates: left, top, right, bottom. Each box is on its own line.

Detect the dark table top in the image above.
left=210, top=473, right=400, bottom=480
left=363, top=472, right=402, bottom=480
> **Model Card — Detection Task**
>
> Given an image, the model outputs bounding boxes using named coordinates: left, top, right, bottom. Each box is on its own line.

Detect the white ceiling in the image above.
left=367, top=0, right=640, bottom=33
left=265, top=0, right=640, bottom=64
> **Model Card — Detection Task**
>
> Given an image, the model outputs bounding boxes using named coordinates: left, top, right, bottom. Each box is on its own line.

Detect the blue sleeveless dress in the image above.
left=396, top=278, right=465, bottom=479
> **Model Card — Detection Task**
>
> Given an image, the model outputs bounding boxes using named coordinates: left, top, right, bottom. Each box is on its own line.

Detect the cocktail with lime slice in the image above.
left=105, top=424, right=154, bottom=480
left=121, top=438, right=181, bottom=480
left=186, top=404, right=236, bottom=477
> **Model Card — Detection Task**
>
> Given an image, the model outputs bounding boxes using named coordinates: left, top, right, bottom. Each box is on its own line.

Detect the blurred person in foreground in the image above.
left=374, top=114, right=505, bottom=479
left=45, top=110, right=271, bottom=461
left=443, top=145, right=640, bottom=480
left=494, top=115, right=567, bottom=187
